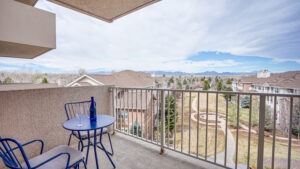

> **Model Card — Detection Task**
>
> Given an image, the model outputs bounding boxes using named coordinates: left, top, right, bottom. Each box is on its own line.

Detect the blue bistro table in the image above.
left=63, top=114, right=115, bottom=169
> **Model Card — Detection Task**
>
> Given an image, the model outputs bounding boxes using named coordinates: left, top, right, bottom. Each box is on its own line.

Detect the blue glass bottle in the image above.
left=89, top=96, right=97, bottom=122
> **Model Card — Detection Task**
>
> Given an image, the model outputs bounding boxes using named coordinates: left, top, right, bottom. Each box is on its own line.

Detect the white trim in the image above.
left=65, top=74, right=105, bottom=87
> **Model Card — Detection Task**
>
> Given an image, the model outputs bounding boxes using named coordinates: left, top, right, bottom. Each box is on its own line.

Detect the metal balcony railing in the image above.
left=111, top=87, right=300, bottom=169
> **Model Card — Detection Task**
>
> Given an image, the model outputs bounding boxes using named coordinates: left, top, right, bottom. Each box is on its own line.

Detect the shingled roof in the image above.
left=240, top=71, right=300, bottom=89
left=68, top=70, right=155, bottom=88
left=89, top=70, right=154, bottom=88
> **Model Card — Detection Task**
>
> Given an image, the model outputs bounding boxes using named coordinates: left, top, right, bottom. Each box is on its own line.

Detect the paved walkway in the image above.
left=191, top=98, right=235, bottom=166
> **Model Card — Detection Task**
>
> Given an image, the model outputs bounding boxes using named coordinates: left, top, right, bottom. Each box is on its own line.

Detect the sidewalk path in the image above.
left=191, top=97, right=235, bottom=166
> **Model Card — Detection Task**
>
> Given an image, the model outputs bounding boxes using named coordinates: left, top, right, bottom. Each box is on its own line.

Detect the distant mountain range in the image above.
left=143, top=71, right=257, bottom=76
left=93, top=70, right=257, bottom=76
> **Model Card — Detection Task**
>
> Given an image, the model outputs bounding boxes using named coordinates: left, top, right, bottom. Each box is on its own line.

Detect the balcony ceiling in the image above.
left=15, top=0, right=38, bottom=6
left=0, top=0, right=56, bottom=59
left=0, top=41, right=52, bottom=59
left=47, top=0, right=160, bottom=22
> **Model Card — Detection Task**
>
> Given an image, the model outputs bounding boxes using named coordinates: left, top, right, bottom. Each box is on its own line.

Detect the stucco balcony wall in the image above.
left=0, top=85, right=113, bottom=168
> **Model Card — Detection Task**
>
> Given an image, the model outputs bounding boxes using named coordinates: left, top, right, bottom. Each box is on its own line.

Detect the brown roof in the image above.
left=240, top=71, right=300, bottom=89
left=89, top=70, right=154, bottom=88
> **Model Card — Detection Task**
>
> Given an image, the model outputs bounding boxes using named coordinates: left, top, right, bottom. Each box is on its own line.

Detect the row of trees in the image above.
left=0, top=77, right=48, bottom=84
left=168, top=75, right=235, bottom=91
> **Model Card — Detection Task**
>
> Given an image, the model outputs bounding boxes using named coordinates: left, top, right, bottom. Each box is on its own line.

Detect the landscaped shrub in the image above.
left=3, top=77, right=13, bottom=84
left=241, top=96, right=250, bottom=108
left=130, top=121, right=142, bottom=137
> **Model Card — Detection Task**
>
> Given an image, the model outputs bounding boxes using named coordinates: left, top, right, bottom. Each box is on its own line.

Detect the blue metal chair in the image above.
left=0, top=136, right=86, bottom=169
left=64, top=100, right=114, bottom=155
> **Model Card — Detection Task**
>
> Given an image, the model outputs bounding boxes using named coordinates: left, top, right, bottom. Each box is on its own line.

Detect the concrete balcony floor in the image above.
left=75, top=133, right=224, bottom=169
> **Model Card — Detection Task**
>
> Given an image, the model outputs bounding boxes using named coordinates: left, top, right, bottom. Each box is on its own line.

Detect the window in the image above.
left=118, top=111, right=129, bottom=119
left=288, top=89, right=294, bottom=94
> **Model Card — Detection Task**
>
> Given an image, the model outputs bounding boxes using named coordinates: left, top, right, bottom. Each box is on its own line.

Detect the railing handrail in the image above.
left=111, top=86, right=300, bottom=97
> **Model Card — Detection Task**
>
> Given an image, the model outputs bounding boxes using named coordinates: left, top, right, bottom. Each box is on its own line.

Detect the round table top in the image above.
left=63, top=114, right=115, bottom=131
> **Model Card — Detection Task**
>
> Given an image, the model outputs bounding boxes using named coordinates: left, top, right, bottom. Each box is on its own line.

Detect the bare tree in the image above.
left=78, top=68, right=86, bottom=76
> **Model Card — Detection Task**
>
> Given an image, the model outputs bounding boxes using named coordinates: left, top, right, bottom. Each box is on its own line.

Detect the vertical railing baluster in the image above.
left=141, top=89, right=143, bottom=139
left=189, top=91, right=191, bottom=154
left=196, top=92, right=200, bottom=157
left=157, top=89, right=160, bottom=144
left=127, top=89, right=130, bottom=134
left=136, top=89, right=138, bottom=137
left=214, top=93, right=218, bottom=163
left=167, top=90, right=170, bottom=147
left=247, top=95, right=252, bottom=169
left=160, top=90, right=165, bottom=154
left=174, top=91, right=177, bottom=150
left=116, top=88, right=119, bottom=131
left=151, top=89, right=154, bottom=142
left=131, top=89, right=134, bottom=135
left=205, top=93, right=209, bottom=160
left=146, top=90, right=148, bottom=140
left=271, top=96, right=277, bottom=169
left=257, top=95, right=266, bottom=169
left=119, top=89, right=122, bottom=131
left=122, top=89, right=125, bottom=132
left=235, top=94, right=240, bottom=169
left=112, top=88, right=116, bottom=133
left=287, top=97, right=293, bottom=169
left=181, top=91, right=184, bottom=152
left=224, top=95, right=229, bottom=167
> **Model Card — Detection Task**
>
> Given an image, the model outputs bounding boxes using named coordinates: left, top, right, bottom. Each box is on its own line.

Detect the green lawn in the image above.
left=232, top=131, right=300, bottom=167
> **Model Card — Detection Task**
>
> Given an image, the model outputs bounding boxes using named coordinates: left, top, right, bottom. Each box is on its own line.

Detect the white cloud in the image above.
left=1, top=0, right=300, bottom=73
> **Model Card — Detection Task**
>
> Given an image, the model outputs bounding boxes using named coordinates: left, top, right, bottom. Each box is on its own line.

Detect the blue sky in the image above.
left=0, top=0, right=300, bottom=73
left=186, top=52, right=300, bottom=72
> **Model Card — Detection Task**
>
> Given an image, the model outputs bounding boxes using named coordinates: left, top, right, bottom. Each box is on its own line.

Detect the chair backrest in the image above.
left=64, top=100, right=94, bottom=120
left=0, top=138, right=31, bottom=169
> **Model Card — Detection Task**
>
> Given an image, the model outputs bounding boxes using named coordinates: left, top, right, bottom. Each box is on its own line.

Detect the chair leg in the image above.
left=107, top=132, right=114, bottom=156
left=77, top=140, right=81, bottom=150
left=68, top=133, right=73, bottom=146
left=83, top=159, right=87, bottom=169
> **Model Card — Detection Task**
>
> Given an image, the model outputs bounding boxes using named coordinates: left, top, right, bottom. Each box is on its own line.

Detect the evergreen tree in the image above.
left=226, top=79, right=232, bottom=85
left=168, top=77, right=174, bottom=84
left=41, top=77, right=48, bottom=84
left=162, top=95, right=178, bottom=133
left=183, top=79, right=187, bottom=85
left=217, top=81, right=223, bottom=91
left=177, top=82, right=182, bottom=89
left=185, top=84, right=190, bottom=90
left=223, top=86, right=234, bottom=101
left=203, top=80, right=210, bottom=90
